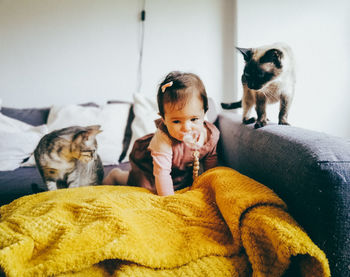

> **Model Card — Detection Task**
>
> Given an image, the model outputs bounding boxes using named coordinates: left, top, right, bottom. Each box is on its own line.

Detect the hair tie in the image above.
left=161, top=81, right=173, bottom=93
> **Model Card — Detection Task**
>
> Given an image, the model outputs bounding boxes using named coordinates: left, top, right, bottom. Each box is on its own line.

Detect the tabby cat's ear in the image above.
left=83, top=125, right=102, bottom=140
left=72, top=125, right=102, bottom=144
left=59, top=133, right=75, bottom=142
left=236, top=47, right=252, bottom=62
left=86, top=125, right=102, bottom=135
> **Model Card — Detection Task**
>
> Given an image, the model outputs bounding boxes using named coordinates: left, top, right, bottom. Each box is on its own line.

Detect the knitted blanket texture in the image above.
left=0, top=167, right=330, bottom=276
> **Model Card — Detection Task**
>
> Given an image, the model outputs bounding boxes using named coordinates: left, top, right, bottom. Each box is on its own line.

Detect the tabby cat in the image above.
left=221, top=42, right=296, bottom=129
left=34, top=125, right=104, bottom=191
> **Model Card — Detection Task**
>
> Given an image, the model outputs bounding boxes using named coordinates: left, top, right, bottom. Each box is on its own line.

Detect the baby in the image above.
left=103, top=71, right=220, bottom=196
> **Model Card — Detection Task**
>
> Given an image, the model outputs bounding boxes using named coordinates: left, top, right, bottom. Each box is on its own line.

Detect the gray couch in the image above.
left=217, top=111, right=350, bottom=277
left=0, top=104, right=349, bottom=276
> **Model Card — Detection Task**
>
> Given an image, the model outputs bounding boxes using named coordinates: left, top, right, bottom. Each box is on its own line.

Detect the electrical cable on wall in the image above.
left=136, top=0, right=146, bottom=94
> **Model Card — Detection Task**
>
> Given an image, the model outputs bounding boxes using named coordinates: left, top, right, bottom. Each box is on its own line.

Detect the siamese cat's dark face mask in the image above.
left=243, top=61, right=275, bottom=90
left=237, top=47, right=283, bottom=90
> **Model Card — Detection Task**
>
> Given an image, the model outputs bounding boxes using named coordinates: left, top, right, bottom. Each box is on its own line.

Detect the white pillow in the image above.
left=0, top=113, right=48, bottom=171
left=46, top=103, right=130, bottom=165
left=122, top=93, right=160, bottom=162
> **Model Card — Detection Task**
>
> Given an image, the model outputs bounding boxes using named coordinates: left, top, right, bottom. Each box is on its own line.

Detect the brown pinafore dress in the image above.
left=127, top=120, right=220, bottom=193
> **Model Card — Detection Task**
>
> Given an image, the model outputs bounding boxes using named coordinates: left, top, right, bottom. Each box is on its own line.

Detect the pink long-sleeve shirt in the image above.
left=127, top=120, right=219, bottom=196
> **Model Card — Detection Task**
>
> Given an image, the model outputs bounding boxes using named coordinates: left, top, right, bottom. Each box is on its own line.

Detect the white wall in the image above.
left=235, top=0, right=350, bottom=138
left=2, top=0, right=349, bottom=138
left=0, top=0, right=235, bottom=107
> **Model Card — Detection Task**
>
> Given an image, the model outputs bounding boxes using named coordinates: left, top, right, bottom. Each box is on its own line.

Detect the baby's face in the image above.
left=163, top=94, right=205, bottom=142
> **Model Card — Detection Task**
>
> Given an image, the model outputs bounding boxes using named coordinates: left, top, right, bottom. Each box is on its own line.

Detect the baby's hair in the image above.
left=157, top=71, right=208, bottom=118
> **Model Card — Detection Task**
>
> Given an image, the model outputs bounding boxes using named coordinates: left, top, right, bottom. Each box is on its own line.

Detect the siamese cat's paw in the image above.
left=278, top=120, right=290, bottom=126
left=254, top=120, right=267, bottom=129
left=243, top=117, right=256, bottom=125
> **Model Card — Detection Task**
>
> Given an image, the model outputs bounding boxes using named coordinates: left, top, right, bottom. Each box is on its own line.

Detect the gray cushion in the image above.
left=0, top=102, right=100, bottom=126
left=1, top=107, right=50, bottom=126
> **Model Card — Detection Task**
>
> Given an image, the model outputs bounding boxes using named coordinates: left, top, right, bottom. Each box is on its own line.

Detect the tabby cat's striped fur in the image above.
left=34, top=125, right=104, bottom=191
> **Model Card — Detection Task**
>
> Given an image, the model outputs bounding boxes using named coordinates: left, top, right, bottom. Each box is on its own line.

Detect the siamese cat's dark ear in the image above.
left=236, top=47, right=252, bottom=61
left=260, top=48, right=284, bottom=68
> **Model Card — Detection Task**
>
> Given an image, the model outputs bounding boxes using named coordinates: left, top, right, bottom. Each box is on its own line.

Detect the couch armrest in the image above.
left=217, top=111, right=350, bottom=277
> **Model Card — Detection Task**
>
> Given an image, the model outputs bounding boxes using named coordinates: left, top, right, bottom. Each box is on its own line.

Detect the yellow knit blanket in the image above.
left=0, top=167, right=330, bottom=277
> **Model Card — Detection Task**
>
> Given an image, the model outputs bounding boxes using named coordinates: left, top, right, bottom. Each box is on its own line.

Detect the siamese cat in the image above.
left=221, top=42, right=296, bottom=129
